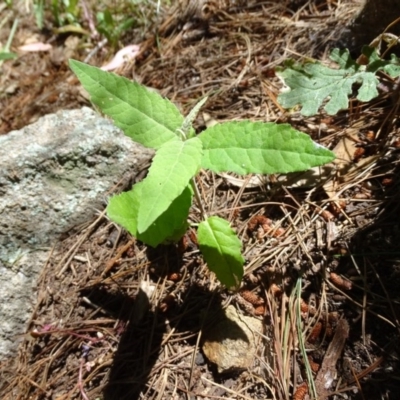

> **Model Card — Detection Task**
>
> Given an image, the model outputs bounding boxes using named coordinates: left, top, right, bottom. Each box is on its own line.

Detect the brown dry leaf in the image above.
left=333, top=128, right=360, bottom=164
left=101, top=45, right=140, bottom=71
left=323, top=128, right=378, bottom=200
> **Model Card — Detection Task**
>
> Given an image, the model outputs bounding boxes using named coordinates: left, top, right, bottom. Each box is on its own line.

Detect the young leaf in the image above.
left=277, top=47, right=400, bottom=116
left=197, top=216, right=244, bottom=289
left=137, top=137, right=203, bottom=233
left=359, top=46, right=400, bottom=78
left=106, top=182, right=192, bottom=247
left=69, top=59, right=183, bottom=149
left=199, top=121, right=335, bottom=175
left=138, top=185, right=192, bottom=247
left=178, top=96, right=208, bottom=139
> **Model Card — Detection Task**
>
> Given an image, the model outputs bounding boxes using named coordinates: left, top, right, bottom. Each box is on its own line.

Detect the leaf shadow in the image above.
left=83, top=255, right=254, bottom=399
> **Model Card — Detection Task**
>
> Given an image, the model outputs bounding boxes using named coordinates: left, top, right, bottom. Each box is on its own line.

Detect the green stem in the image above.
left=191, top=177, right=207, bottom=220
left=5, top=17, right=18, bottom=52
left=296, top=277, right=317, bottom=399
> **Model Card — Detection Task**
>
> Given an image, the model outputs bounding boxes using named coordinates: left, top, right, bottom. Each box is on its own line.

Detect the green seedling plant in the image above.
left=96, top=10, right=135, bottom=48
left=69, top=60, right=335, bottom=289
left=32, top=0, right=86, bottom=33
left=33, top=0, right=45, bottom=30
left=54, top=0, right=81, bottom=27
left=277, top=45, right=400, bottom=116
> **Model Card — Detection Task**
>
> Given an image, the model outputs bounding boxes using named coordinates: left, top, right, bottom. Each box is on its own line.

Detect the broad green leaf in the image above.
left=106, top=182, right=192, bottom=247
left=199, top=121, right=335, bottom=175
left=198, top=216, right=244, bottom=289
left=138, top=185, right=192, bottom=246
left=277, top=47, right=400, bottom=116
left=106, top=184, right=141, bottom=236
left=69, top=59, right=183, bottom=149
left=137, top=137, right=202, bottom=233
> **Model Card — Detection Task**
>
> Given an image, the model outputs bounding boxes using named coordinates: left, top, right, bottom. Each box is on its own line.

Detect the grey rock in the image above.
left=0, top=107, right=153, bottom=359
left=336, top=0, right=400, bottom=53
left=352, top=0, right=400, bottom=51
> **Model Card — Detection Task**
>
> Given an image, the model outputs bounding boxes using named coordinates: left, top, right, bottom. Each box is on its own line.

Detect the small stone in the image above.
left=202, top=305, right=263, bottom=373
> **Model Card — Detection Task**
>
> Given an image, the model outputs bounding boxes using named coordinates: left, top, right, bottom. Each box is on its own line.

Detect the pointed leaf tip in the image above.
left=199, top=121, right=335, bottom=175
left=69, top=59, right=183, bottom=149
left=198, top=216, right=244, bottom=289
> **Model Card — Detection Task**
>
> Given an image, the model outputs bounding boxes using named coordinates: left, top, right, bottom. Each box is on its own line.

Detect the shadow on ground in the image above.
left=339, top=146, right=400, bottom=399
left=82, top=278, right=234, bottom=399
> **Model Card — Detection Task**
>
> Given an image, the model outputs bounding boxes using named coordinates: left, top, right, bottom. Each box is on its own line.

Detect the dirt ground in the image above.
left=1, top=0, right=400, bottom=399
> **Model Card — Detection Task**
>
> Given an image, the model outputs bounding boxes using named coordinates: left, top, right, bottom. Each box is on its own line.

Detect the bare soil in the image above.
left=1, top=1, right=400, bottom=399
